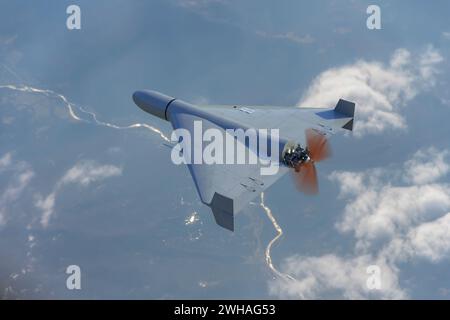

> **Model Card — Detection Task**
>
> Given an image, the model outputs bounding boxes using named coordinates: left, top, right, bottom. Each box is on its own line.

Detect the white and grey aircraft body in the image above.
left=133, top=90, right=355, bottom=231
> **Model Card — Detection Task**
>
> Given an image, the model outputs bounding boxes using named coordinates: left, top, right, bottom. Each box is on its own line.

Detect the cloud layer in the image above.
left=269, top=147, right=450, bottom=299
left=0, top=152, right=34, bottom=226
left=298, top=46, right=443, bottom=137
left=35, top=160, right=122, bottom=228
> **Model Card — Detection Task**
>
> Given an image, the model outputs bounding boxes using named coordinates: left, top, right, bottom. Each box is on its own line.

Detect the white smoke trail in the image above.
left=260, top=192, right=295, bottom=281
left=0, top=84, right=83, bottom=121
left=77, top=106, right=171, bottom=143
left=1, top=83, right=289, bottom=282
left=0, top=84, right=171, bottom=142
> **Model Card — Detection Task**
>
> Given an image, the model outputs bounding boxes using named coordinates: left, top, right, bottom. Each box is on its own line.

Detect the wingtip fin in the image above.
left=210, top=193, right=234, bottom=231
left=335, top=99, right=355, bottom=118
left=335, top=99, right=355, bottom=131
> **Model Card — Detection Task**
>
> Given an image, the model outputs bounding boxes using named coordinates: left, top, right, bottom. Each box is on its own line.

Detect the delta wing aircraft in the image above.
left=133, top=90, right=355, bottom=231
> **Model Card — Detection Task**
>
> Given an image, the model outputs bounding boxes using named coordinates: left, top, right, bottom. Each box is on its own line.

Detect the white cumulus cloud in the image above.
left=403, top=147, right=449, bottom=185
left=382, top=212, right=450, bottom=263
left=336, top=183, right=450, bottom=251
left=298, top=46, right=443, bottom=137
left=269, top=254, right=405, bottom=299
left=60, top=161, right=122, bottom=187
left=35, top=193, right=56, bottom=229
left=403, top=212, right=450, bottom=262
left=269, top=146, right=450, bottom=299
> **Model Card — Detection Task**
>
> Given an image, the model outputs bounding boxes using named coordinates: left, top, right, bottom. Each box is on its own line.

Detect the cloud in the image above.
left=35, top=160, right=122, bottom=228
left=332, top=147, right=450, bottom=251
left=269, top=147, right=450, bottom=299
left=403, top=147, right=449, bottom=185
left=330, top=169, right=383, bottom=198
left=0, top=34, right=17, bottom=46
left=402, top=212, right=450, bottom=262
left=59, top=161, right=122, bottom=187
left=256, top=31, right=314, bottom=45
left=298, top=46, right=443, bottom=137
left=442, top=32, right=450, bottom=40
left=418, top=45, right=444, bottom=85
left=269, top=254, right=405, bottom=299
left=35, top=193, right=56, bottom=229
left=333, top=27, right=351, bottom=35
left=0, top=152, right=12, bottom=170
left=176, top=0, right=227, bottom=8
left=0, top=152, right=34, bottom=225
left=173, top=0, right=233, bottom=25
left=336, top=182, right=450, bottom=251
left=0, top=154, right=121, bottom=228
left=383, top=212, right=450, bottom=263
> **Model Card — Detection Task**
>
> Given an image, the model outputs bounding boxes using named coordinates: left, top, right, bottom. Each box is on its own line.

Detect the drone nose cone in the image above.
left=132, top=90, right=175, bottom=120
left=132, top=90, right=154, bottom=113
left=132, top=90, right=145, bottom=107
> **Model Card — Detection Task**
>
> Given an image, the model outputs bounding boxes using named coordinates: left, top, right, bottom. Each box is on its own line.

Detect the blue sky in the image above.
left=1, top=0, right=450, bottom=299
